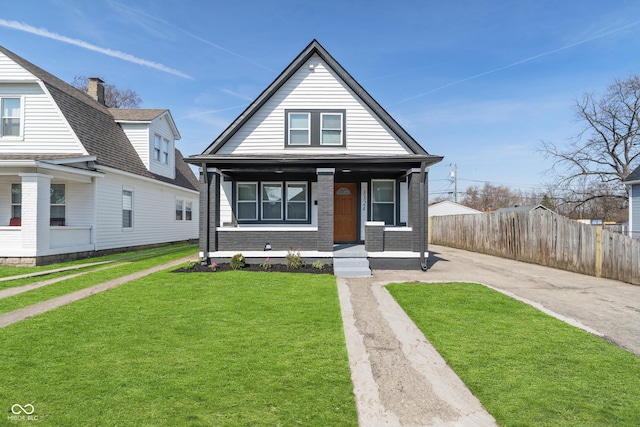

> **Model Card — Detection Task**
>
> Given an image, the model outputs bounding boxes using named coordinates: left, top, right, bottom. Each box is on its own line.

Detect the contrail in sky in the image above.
left=111, top=1, right=273, bottom=72
left=395, top=19, right=640, bottom=104
left=0, top=18, right=193, bottom=79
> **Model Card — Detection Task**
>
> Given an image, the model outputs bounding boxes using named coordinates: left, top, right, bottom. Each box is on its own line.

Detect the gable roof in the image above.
left=623, top=165, right=640, bottom=184
left=0, top=45, right=197, bottom=191
left=110, top=108, right=181, bottom=140
left=199, top=39, right=431, bottom=156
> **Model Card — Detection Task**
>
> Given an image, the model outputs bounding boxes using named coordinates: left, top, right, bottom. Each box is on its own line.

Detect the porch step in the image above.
left=333, top=257, right=371, bottom=277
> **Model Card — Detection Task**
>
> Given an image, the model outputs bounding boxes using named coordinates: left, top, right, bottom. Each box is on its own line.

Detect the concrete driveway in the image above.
left=339, top=244, right=640, bottom=426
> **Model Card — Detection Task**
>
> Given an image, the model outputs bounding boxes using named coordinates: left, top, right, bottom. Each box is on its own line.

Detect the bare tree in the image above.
left=460, top=183, right=527, bottom=212
left=540, top=75, right=640, bottom=216
left=71, top=76, right=142, bottom=108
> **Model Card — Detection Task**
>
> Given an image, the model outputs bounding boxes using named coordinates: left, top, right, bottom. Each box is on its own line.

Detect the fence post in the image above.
left=595, top=226, right=603, bottom=278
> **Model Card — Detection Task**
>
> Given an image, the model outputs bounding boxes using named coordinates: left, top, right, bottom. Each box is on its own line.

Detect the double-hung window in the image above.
left=50, top=184, right=66, bottom=226
left=176, top=199, right=184, bottom=221
left=288, top=113, right=310, bottom=145
left=285, top=110, right=345, bottom=147
left=185, top=201, right=193, bottom=221
left=262, top=183, right=283, bottom=220
left=372, top=180, right=395, bottom=225
left=122, top=190, right=133, bottom=228
left=11, top=183, right=21, bottom=222
left=237, top=183, right=258, bottom=221
left=1, top=98, right=21, bottom=137
left=320, top=113, right=343, bottom=145
left=286, top=182, right=308, bottom=220
left=153, top=135, right=170, bottom=164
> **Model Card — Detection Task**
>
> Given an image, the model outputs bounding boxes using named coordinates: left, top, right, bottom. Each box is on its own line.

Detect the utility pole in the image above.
left=449, top=163, right=458, bottom=203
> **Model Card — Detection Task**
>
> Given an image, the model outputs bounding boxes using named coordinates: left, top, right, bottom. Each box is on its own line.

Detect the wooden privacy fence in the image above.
left=429, top=210, right=640, bottom=285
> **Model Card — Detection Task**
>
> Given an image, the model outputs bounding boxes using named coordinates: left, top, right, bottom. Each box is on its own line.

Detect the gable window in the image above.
left=185, top=201, right=193, bottom=221
left=372, top=180, right=395, bottom=225
left=10, top=183, right=21, bottom=225
left=286, top=182, right=308, bottom=220
left=122, top=190, right=133, bottom=228
left=154, top=135, right=170, bottom=164
left=262, top=183, right=283, bottom=220
left=237, top=183, right=258, bottom=221
left=50, top=184, right=65, bottom=226
left=176, top=199, right=184, bottom=221
left=288, top=113, right=310, bottom=145
left=285, top=109, right=346, bottom=147
left=321, top=113, right=343, bottom=145
left=1, top=98, right=21, bottom=137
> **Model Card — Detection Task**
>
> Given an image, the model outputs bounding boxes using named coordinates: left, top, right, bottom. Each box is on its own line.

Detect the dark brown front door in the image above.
left=334, top=183, right=357, bottom=242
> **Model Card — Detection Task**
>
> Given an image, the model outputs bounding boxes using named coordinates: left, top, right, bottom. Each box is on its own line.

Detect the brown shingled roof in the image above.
left=109, top=109, right=168, bottom=121
left=0, top=45, right=197, bottom=192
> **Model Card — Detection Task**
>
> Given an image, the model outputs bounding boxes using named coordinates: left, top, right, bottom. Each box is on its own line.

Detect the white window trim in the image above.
left=261, top=182, right=283, bottom=220
left=288, top=112, right=310, bottom=146
left=236, top=182, right=258, bottom=221
left=1, top=96, right=24, bottom=139
left=371, top=179, right=396, bottom=226
left=50, top=183, right=66, bottom=226
left=185, top=201, right=193, bottom=221
left=122, top=188, right=134, bottom=229
left=286, top=181, right=308, bottom=221
left=320, top=112, right=343, bottom=146
left=175, top=198, right=184, bottom=221
left=153, top=135, right=161, bottom=162
left=162, top=139, right=170, bottom=164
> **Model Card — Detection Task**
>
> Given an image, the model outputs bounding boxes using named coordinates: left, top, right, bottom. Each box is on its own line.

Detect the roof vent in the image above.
left=87, top=77, right=106, bottom=106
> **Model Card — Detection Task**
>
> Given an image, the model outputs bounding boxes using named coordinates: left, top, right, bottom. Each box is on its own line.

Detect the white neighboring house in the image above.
left=429, top=201, right=482, bottom=217
left=0, top=45, right=199, bottom=265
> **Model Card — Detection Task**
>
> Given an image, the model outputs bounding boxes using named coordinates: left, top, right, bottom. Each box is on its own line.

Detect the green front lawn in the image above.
left=1, top=270, right=357, bottom=426
left=387, top=282, right=640, bottom=426
left=0, top=245, right=198, bottom=315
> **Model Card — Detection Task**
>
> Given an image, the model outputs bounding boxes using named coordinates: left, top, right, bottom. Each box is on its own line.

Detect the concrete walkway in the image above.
left=0, top=255, right=196, bottom=329
left=338, top=244, right=640, bottom=426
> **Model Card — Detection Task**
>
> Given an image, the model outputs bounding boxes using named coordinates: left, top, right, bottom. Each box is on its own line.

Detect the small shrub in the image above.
left=230, top=254, right=246, bottom=270
left=210, top=262, right=218, bottom=272
left=286, top=247, right=305, bottom=269
left=260, top=257, right=271, bottom=270
left=312, top=260, right=325, bottom=270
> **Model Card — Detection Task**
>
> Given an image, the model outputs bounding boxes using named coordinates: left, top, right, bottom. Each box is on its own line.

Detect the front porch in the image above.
left=0, top=157, right=102, bottom=264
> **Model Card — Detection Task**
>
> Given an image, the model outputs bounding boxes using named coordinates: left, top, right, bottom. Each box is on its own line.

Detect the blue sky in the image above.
left=3, top=0, right=640, bottom=200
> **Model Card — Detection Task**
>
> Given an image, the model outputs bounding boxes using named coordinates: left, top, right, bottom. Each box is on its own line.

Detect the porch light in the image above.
left=264, top=243, right=272, bottom=251
left=342, top=169, right=351, bottom=173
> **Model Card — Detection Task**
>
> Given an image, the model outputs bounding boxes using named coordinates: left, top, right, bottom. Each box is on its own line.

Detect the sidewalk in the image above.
left=338, top=244, right=640, bottom=426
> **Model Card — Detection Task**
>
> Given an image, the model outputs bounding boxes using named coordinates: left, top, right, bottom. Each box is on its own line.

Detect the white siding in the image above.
left=220, top=180, right=233, bottom=226
left=119, top=123, right=150, bottom=168
left=631, top=185, right=640, bottom=238
left=218, top=54, right=413, bottom=156
left=95, top=171, right=198, bottom=250
left=148, top=115, right=175, bottom=179
left=0, top=82, right=86, bottom=154
left=0, top=51, right=36, bottom=80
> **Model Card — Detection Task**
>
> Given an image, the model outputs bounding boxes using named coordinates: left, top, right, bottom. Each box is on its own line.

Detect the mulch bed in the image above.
left=174, top=263, right=334, bottom=275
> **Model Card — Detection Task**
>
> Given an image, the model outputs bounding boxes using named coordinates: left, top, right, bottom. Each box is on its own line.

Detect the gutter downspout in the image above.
left=419, top=161, right=428, bottom=271
left=201, top=163, right=210, bottom=265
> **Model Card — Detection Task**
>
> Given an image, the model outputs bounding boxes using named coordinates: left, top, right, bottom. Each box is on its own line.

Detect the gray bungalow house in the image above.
left=187, top=40, right=443, bottom=270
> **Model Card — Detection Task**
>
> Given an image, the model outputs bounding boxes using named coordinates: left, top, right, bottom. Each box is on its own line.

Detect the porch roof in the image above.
left=187, top=153, right=443, bottom=174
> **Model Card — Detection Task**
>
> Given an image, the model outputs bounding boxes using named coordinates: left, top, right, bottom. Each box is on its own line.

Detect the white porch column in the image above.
left=19, top=173, right=52, bottom=256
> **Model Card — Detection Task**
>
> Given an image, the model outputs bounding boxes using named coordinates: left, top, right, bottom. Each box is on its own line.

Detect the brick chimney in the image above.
left=87, top=77, right=105, bottom=106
